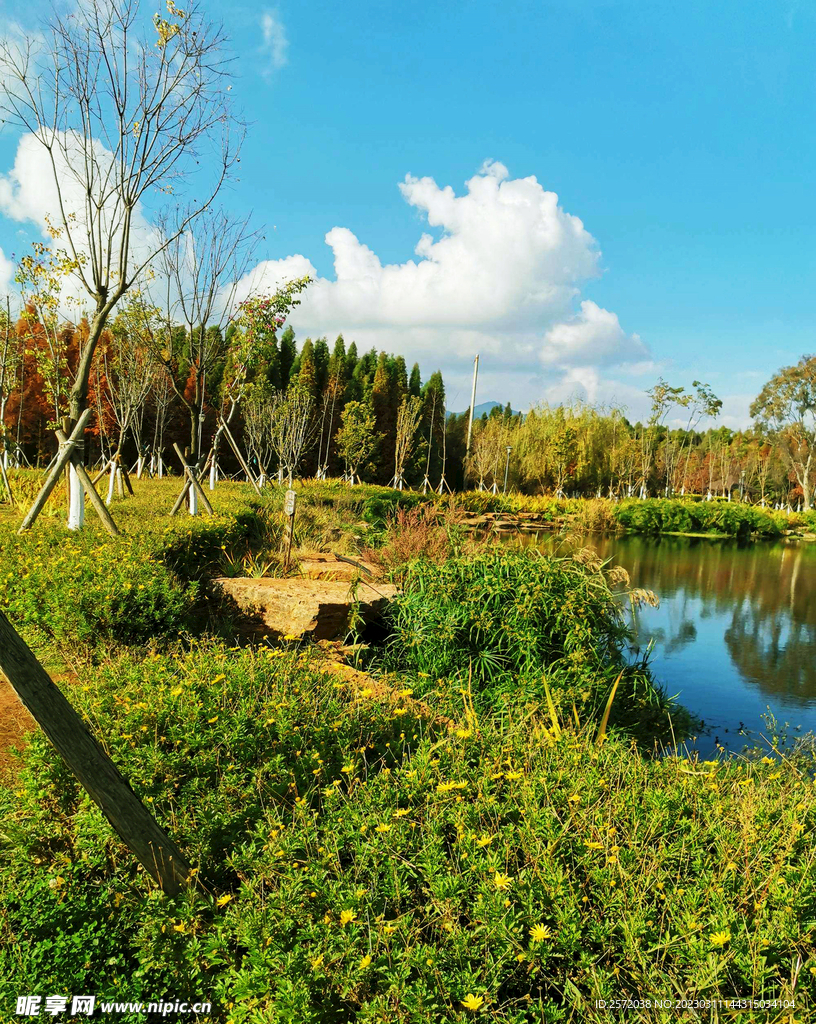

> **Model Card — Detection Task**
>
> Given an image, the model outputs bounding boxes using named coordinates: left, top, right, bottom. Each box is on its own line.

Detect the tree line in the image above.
left=2, top=296, right=815, bottom=509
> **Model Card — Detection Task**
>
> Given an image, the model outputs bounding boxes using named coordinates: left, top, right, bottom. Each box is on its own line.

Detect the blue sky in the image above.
left=1, top=0, right=815, bottom=422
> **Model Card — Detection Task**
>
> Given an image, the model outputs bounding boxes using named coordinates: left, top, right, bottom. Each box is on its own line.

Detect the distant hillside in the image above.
left=448, top=401, right=519, bottom=418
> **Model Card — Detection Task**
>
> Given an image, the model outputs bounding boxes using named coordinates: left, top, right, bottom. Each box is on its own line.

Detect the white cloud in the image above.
left=0, top=245, right=14, bottom=295
left=0, top=130, right=162, bottom=312
left=236, top=161, right=650, bottom=409
left=541, top=300, right=650, bottom=369
left=260, top=10, right=288, bottom=73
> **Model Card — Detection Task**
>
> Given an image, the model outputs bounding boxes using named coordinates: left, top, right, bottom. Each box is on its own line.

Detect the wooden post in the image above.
left=282, top=488, right=296, bottom=570
left=92, top=457, right=114, bottom=487
left=120, top=457, right=135, bottom=496
left=55, top=429, right=120, bottom=538
left=18, top=410, right=93, bottom=534
left=0, top=610, right=191, bottom=893
left=218, top=417, right=263, bottom=496
left=172, top=444, right=214, bottom=515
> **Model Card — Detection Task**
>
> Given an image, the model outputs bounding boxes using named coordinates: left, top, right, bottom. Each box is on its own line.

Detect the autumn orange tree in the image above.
left=751, top=355, right=816, bottom=510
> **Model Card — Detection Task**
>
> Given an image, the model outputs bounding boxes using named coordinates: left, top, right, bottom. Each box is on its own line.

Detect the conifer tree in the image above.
left=409, top=362, right=422, bottom=398
left=279, top=326, right=297, bottom=390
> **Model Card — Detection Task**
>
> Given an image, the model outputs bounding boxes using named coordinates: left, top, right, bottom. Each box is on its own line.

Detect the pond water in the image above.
left=518, top=531, right=816, bottom=756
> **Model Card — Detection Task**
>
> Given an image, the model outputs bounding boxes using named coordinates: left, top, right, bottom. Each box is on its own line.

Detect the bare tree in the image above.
left=151, top=207, right=259, bottom=470
left=0, top=0, right=241, bottom=526
left=243, top=382, right=276, bottom=484
left=101, top=304, right=157, bottom=497
left=269, top=387, right=316, bottom=486
left=0, top=298, right=20, bottom=472
left=391, top=395, right=422, bottom=490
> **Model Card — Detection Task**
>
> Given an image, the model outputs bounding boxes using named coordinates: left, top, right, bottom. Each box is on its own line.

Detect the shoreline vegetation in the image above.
left=1, top=478, right=815, bottom=1020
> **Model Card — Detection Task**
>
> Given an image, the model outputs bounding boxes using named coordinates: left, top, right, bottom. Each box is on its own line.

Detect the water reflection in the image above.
left=519, top=531, right=816, bottom=746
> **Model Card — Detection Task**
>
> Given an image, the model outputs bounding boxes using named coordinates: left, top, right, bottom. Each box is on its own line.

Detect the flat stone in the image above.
left=297, top=553, right=379, bottom=581
left=215, top=577, right=398, bottom=641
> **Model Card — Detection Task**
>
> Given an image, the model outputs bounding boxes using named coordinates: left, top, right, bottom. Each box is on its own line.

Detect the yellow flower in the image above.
left=311, top=954, right=324, bottom=970
left=359, top=954, right=372, bottom=970
left=586, top=841, right=603, bottom=850
left=382, top=923, right=397, bottom=935
left=505, top=771, right=523, bottom=781
left=397, top=688, right=414, bottom=697
left=437, top=781, right=467, bottom=793
left=709, top=930, right=731, bottom=948
left=493, top=871, right=512, bottom=891
left=568, top=793, right=581, bottom=804
left=375, top=823, right=392, bottom=833
left=339, top=909, right=357, bottom=926
left=455, top=728, right=472, bottom=738
left=530, top=924, right=551, bottom=942
left=461, top=994, right=484, bottom=1011
left=216, top=894, right=233, bottom=907
left=172, top=921, right=186, bottom=933
left=476, top=834, right=495, bottom=847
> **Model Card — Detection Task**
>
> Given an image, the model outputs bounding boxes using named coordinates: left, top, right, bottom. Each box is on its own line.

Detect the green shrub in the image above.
left=381, top=550, right=687, bottom=742
left=0, top=530, right=197, bottom=651
left=612, top=498, right=785, bottom=538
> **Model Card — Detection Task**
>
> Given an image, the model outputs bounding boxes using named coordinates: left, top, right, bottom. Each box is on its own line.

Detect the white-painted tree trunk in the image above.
left=209, top=461, right=217, bottom=490
left=189, top=483, right=198, bottom=516
left=106, top=461, right=116, bottom=505
left=136, top=456, right=144, bottom=479
left=157, top=455, right=164, bottom=479
left=67, top=462, right=85, bottom=530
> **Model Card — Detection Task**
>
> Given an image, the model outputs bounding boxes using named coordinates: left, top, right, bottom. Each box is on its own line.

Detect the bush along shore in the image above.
left=0, top=479, right=814, bottom=1022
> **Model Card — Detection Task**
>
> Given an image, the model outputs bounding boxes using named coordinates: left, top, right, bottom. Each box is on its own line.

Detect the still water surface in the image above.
left=525, top=532, right=816, bottom=755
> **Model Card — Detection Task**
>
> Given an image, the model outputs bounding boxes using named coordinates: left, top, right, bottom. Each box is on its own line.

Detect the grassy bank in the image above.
left=2, top=643, right=815, bottom=1022
left=0, top=477, right=814, bottom=1020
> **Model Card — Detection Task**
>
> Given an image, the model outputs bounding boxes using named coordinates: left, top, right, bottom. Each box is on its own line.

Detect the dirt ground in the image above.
left=0, top=675, right=34, bottom=780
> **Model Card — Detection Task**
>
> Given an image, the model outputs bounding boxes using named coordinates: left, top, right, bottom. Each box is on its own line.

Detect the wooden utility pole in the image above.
left=0, top=610, right=191, bottom=894
left=465, top=355, right=480, bottom=457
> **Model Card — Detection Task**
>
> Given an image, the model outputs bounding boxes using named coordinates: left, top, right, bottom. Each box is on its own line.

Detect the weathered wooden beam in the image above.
left=55, top=429, right=120, bottom=538
left=18, top=409, right=93, bottom=534
left=0, top=610, right=192, bottom=894
left=218, top=417, right=263, bottom=496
